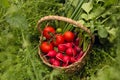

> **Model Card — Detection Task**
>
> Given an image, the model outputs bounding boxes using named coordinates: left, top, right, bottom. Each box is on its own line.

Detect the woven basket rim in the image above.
left=37, top=15, right=95, bottom=70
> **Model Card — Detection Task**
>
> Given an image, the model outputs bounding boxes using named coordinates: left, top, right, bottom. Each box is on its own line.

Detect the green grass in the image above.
left=0, top=0, right=120, bottom=80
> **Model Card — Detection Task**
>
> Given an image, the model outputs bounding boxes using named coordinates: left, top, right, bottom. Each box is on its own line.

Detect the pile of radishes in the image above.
left=40, top=26, right=84, bottom=67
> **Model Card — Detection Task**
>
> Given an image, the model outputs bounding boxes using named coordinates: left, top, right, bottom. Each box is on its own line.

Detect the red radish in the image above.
left=74, top=38, right=80, bottom=46
left=46, top=50, right=57, bottom=57
left=58, top=44, right=66, bottom=52
left=74, top=46, right=82, bottom=53
left=56, top=53, right=64, bottom=61
left=62, top=63, right=68, bottom=67
left=63, top=55, right=70, bottom=64
left=70, top=57, right=76, bottom=63
left=76, top=51, right=84, bottom=60
left=66, top=47, right=77, bottom=56
left=72, top=48, right=77, bottom=56
left=49, top=58, right=56, bottom=64
left=52, top=60, right=60, bottom=66
left=66, top=47, right=73, bottom=56
left=64, top=42, right=73, bottom=48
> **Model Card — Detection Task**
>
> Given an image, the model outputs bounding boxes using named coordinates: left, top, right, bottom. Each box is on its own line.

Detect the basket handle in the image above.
left=37, top=15, right=94, bottom=44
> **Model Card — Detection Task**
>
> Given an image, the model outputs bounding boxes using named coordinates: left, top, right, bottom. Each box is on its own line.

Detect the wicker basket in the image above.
left=37, top=15, right=94, bottom=73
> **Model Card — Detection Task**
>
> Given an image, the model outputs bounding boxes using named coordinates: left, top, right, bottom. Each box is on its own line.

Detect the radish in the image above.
left=74, top=38, right=80, bottom=46
left=64, top=42, right=73, bottom=48
left=63, top=55, right=70, bottom=64
left=66, top=47, right=77, bottom=56
left=45, top=50, right=57, bottom=57
left=62, top=63, right=68, bottom=67
left=52, top=60, right=60, bottom=66
left=72, top=48, right=77, bottom=56
left=70, top=57, right=76, bottom=63
left=58, top=44, right=66, bottom=52
left=74, top=46, right=82, bottom=53
left=56, top=52, right=64, bottom=61
left=49, top=58, right=56, bottom=64
left=76, top=51, right=84, bottom=60
left=66, top=47, right=73, bottom=56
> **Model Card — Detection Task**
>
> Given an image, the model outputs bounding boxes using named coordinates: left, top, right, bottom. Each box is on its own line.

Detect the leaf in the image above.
left=81, top=13, right=89, bottom=21
left=88, top=7, right=105, bottom=19
left=106, top=27, right=118, bottom=42
left=77, top=19, right=85, bottom=25
left=71, top=0, right=79, bottom=7
left=81, top=1, right=93, bottom=14
left=68, top=0, right=79, bottom=7
left=98, top=26, right=108, bottom=38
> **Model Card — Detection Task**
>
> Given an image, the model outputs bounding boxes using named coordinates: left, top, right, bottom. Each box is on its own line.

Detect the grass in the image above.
left=0, top=0, right=120, bottom=80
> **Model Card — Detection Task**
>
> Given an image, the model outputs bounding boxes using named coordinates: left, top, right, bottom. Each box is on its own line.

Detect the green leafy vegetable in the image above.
left=81, top=1, right=93, bottom=14
left=98, top=26, right=108, bottom=38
